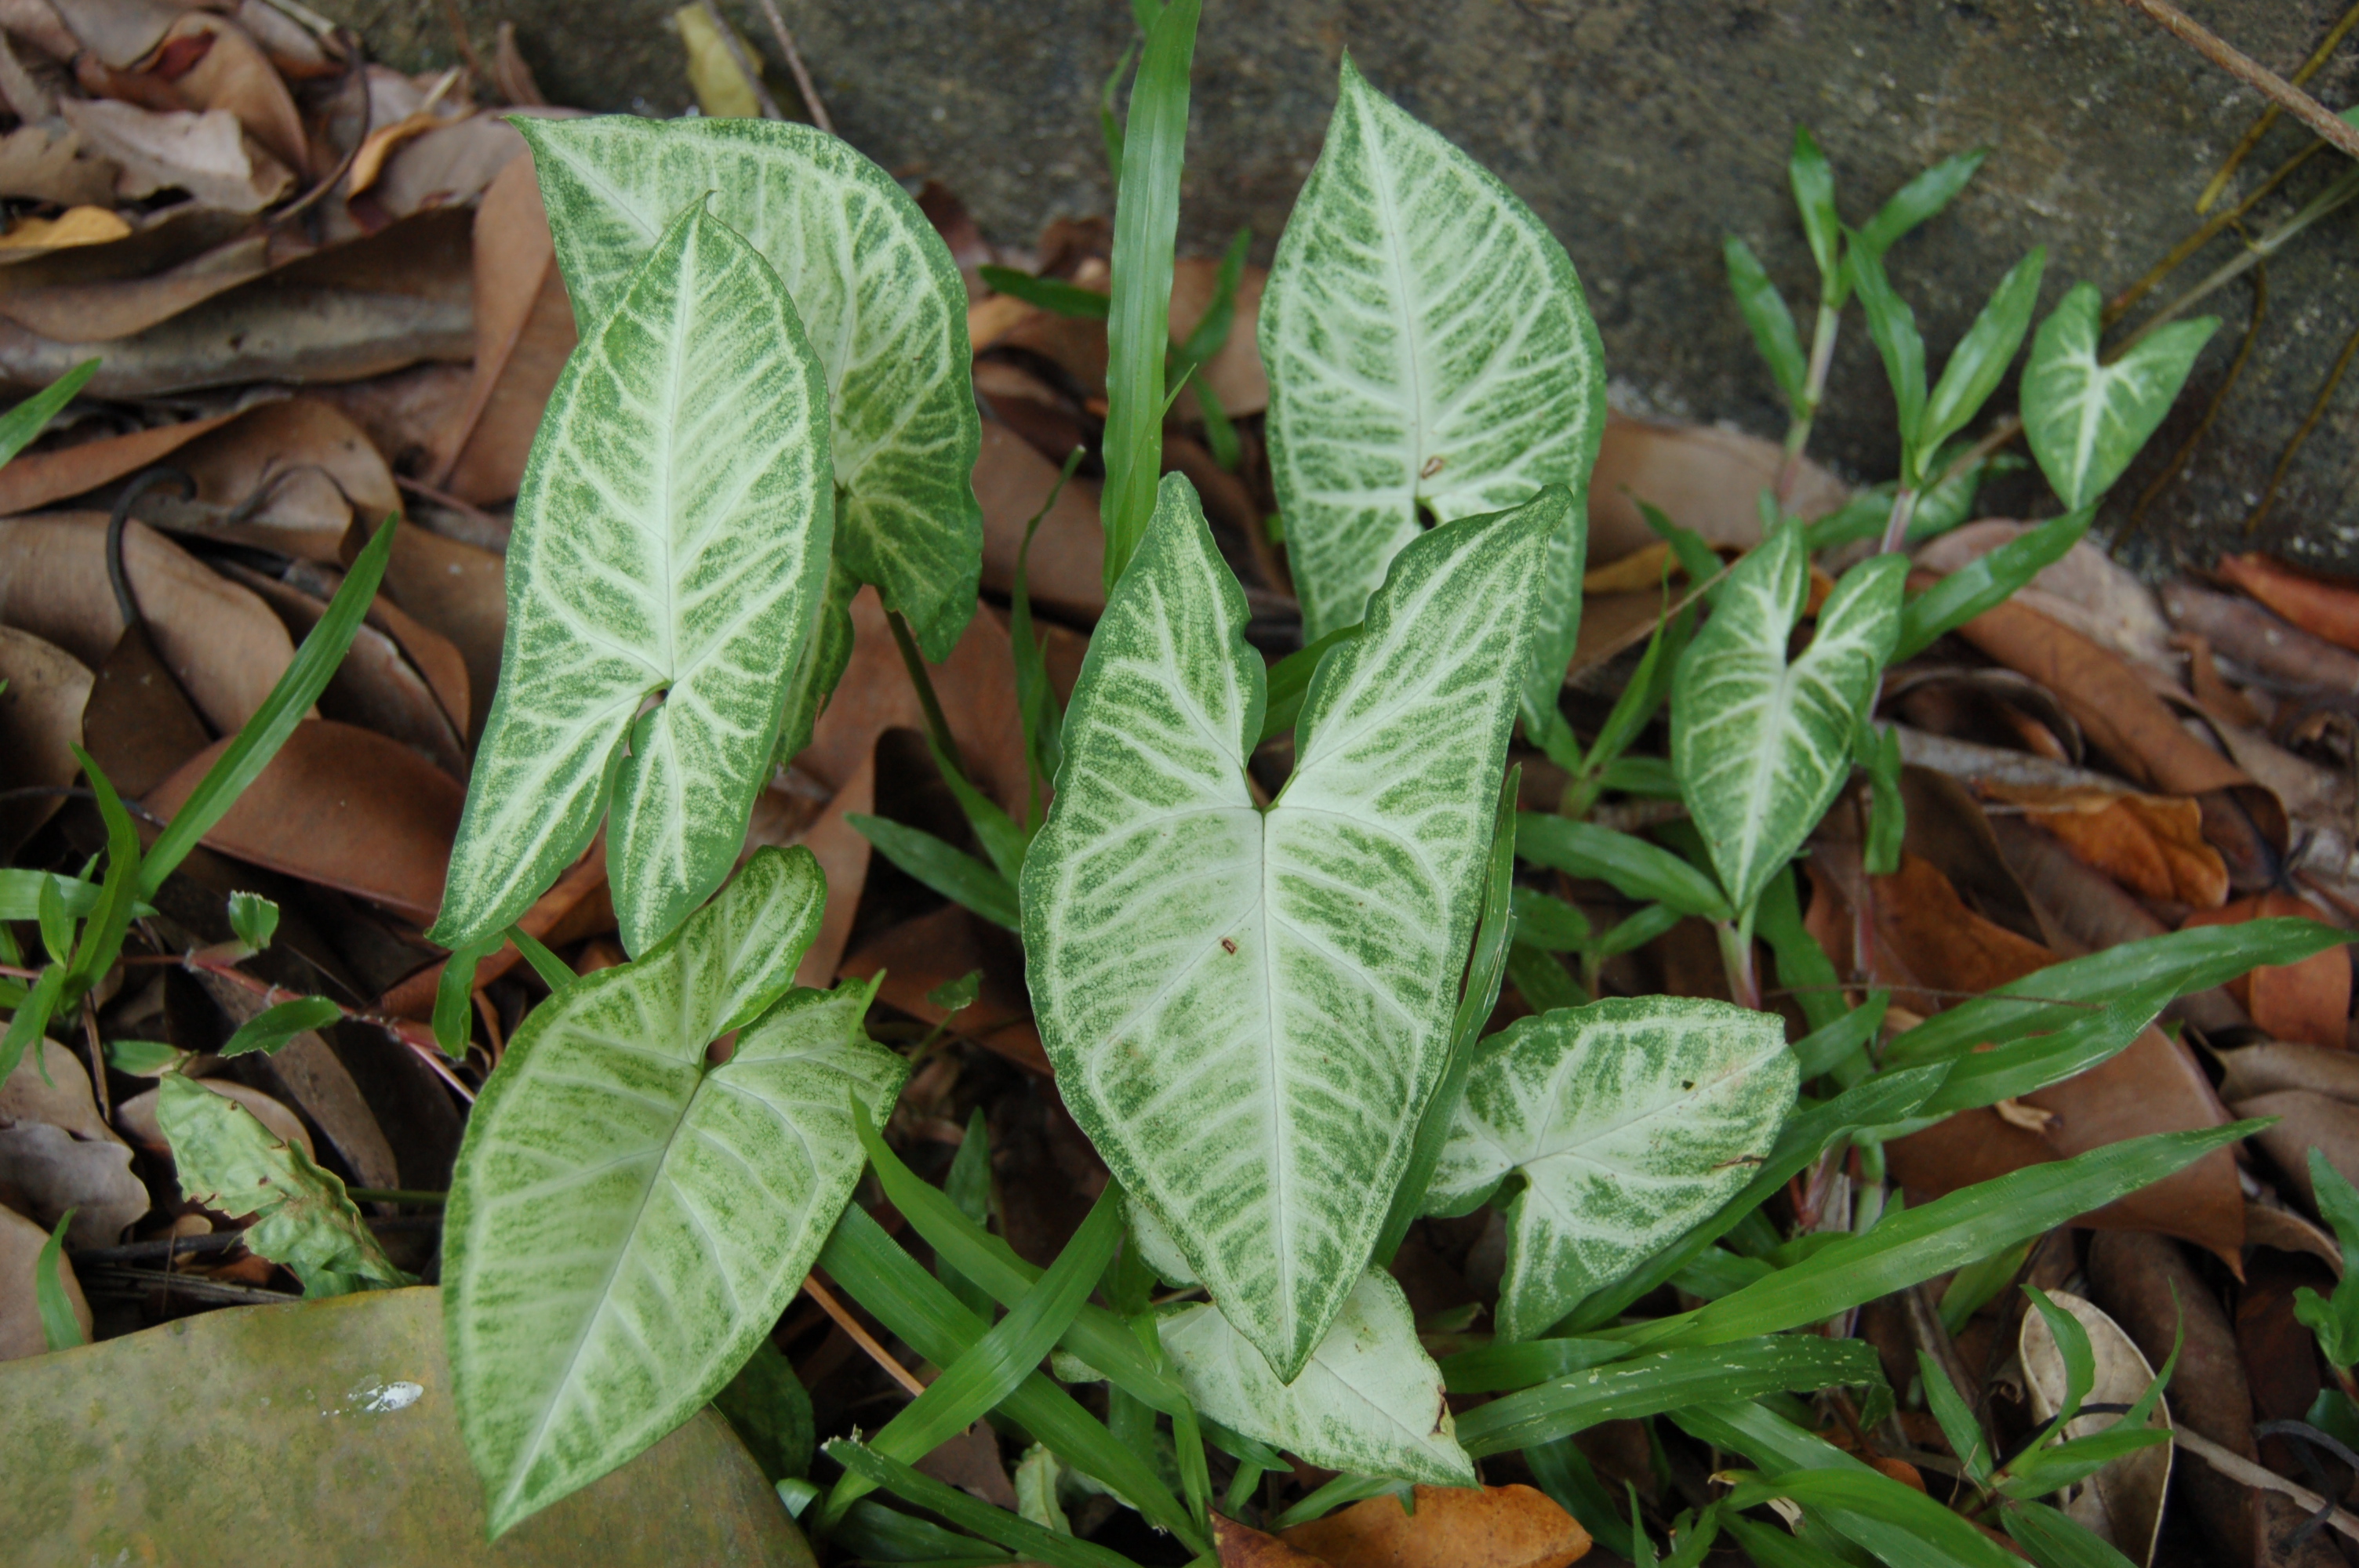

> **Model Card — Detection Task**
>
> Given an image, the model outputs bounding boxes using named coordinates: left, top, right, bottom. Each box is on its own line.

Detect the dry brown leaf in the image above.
left=370, top=111, right=533, bottom=220
left=0, top=510, right=293, bottom=734
left=2246, top=1200, right=2344, bottom=1276
left=48, top=0, right=180, bottom=67
left=0, top=203, right=126, bottom=252
left=1582, top=539, right=1676, bottom=594
left=758, top=753, right=873, bottom=992
left=972, top=422, right=1104, bottom=621
left=227, top=0, right=337, bottom=80
left=912, top=1421, right=1017, bottom=1508
left=2234, top=1092, right=2359, bottom=1214
left=0, top=1120, right=147, bottom=1246
left=1918, top=522, right=2177, bottom=678
left=1983, top=783, right=2228, bottom=908
left=376, top=524, right=504, bottom=746
left=117, top=1075, right=311, bottom=1156
left=1587, top=411, right=1848, bottom=561
left=79, top=620, right=209, bottom=797
left=346, top=109, right=443, bottom=196
left=2216, top=554, right=2359, bottom=655
left=2218, top=1040, right=2359, bottom=1103
left=0, top=408, right=242, bottom=514
left=839, top=904, right=1049, bottom=1076
left=169, top=396, right=404, bottom=558
left=2161, top=580, right=2359, bottom=697
left=0, top=623, right=88, bottom=852
left=154, top=13, right=311, bottom=177
left=145, top=718, right=462, bottom=923
left=2183, top=892, right=2350, bottom=1051
left=307, top=363, right=477, bottom=475
left=0, top=1201, right=87, bottom=1356
left=1169, top=252, right=1267, bottom=416
left=0, top=119, right=120, bottom=205
left=2020, top=1288, right=2171, bottom=1563
left=0, top=1039, right=112, bottom=1143
left=1277, top=1484, right=1590, bottom=1568
left=429, top=147, right=576, bottom=504
left=1216, top=1515, right=1333, bottom=1566
left=56, top=98, right=290, bottom=212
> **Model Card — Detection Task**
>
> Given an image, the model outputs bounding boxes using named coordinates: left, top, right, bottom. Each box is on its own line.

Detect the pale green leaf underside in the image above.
left=1671, top=531, right=1904, bottom=916
left=444, top=848, right=906, bottom=1536
left=1261, top=56, right=1604, bottom=726
left=518, top=114, right=983, bottom=662
left=1022, top=471, right=1557, bottom=1380
left=157, top=1073, right=408, bottom=1298
left=1428, top=997, right=1796, bottom=1340
left=1160, top=1268, right=1474, bottom=1486
left=2021, top=281, right=2218, bottom=511
left=434, top=203, right=833, bottom=956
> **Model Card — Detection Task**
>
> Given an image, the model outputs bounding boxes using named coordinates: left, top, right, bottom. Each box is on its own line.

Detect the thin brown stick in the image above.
left=2175, top=1427, right=2359, bottom=1543
left=696, top=0, right=786, bottom=120
left=2118, top=0, right=2359, bottom=162
left=2109, top=142, right=2320, bottom=323
left=885, top=608, right=970, bottom=780
left=802, top=1273, right=928, bottom=1396
left=2194, top=0, right=2359, bottom=211
left=747, top=0, right=832, bottom=134
left=2245, top=307, right=2359, bottom=535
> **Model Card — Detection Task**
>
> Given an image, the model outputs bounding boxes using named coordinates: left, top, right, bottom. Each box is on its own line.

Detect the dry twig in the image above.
left=2117, top=0, right=2359, bottom=162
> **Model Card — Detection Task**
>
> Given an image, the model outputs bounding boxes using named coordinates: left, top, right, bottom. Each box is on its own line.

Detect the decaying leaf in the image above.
left=0, top=1038, right=146, bottom=1248
left=1278, top=1483, right=1590, bottom=1568
left=117, top=1075, right=314, bottom=1159
left=1981, top=782, right=2227, bottom=909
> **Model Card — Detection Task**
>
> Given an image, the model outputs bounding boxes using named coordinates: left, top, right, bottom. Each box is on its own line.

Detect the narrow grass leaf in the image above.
left=217, top=996, right=343, bottom=1058
left=1725, top=237, right=1805, bottom=406
left=1920, top=247, right=2045, bottom=455
left=1859, top=147, right=1987, bottom=256
left=1895, top=507, right=2092, bottom=663
left=1514, top=815, right=1731, bottom=920
left=2001, top=1500, right=2139, bottom=1568
left=1721, top=1471, right=2019, bottom=1568
left=825, top=1440, right=1140, bottom=1568
left=1456, top=1337, right=1885, bottom=1456
left=851, top=815, right=1020, bottom=931
left=0, top=360, right=96, bottom=468
left=35, top=1208, right=82, bottom=1351
left=978, top=265, right=1110, bottom=318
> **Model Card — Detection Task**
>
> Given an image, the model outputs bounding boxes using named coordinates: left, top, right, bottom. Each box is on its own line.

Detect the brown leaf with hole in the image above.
left=0, top=511, right=294, bottom=734
left=2019, top=1287, right=2171, bottom=1563
left=973, top=422, right=1104, bottom=621
left=839, top=903, right=1049, bottom=1077
left=2216, top=554, right=2359, bottom=655
left=0, top=624, right=88, bottom=853
left=1217, top=1515, right=1333, bottom=1566
left=0, top=1203, right=88, bottom=1356
left=1587, top=412, right=1848, bottom=562
left=1815, top=851, right=2246, bottom=1261
left=2183, top=893, right=2350, bottom=1050
left=428, top=147, right=576, bottom=505
left=1982, top=783, right=2228, bottom=908
left=1276, top=1484, right=1589, bottom=1568
left=145, top=718, right=461, bottom=923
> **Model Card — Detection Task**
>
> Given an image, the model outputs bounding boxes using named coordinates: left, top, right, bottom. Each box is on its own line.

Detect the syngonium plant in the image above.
left=401, top=10, right=2335, bottom=1562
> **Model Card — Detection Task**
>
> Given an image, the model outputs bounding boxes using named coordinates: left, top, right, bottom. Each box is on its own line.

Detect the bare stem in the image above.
left=1877, top=486, right=1919, bottom=557
left=2117, top=0, right=2359, bottom=162
left=1716, top=917, right=1761, bottom=1011
left=802, top=1273, right=926, bottom=1396
left=748, top=0, right=833, bottom=134
left=1777, top=301, right=1842, bottom=499
left=884, top=608, right=969, bottom=782
left=2115, top=164, right=2359, bottom=354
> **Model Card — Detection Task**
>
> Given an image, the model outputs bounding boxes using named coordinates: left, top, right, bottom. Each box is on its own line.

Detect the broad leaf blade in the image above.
left=444, top=848, right=906, bottom=1536
left=1261, top=55, right=1604, bottom=728
left=1672, top=533, right=1904, bottom=916
left=435, top=204, right=834, bottom=956
left=1427, top=997, right=1795, bottom=1338
left=1022, top=473, right=1557, bottom=1379
left=517, top=115, right=983, bottom=661
left=2021, top=281, right=2219, bottom=510
left=1159, top=1268, right=1474, bottom=1486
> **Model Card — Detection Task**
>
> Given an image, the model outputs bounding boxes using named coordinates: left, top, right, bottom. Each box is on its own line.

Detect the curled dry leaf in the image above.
left=0, top=510, right=294, bottom=734
left=0, top=1202, right=87, bottom=1358
left=49, top=0, right=184, bottom=69
left=0, top=408, right=244, bottom=515
left=1981, top=782, right=2228, bottom=909
left=2019, top=1287, right=2172, bottom=1565
left=2183, top=893, right=2350, bottom=1051
left=145, top=718, right=463, bottom=924
left=1277, top=1485, right=1590, bottom=1568
left=152, top=12, right=311, bottom=177
left=0, top=1121, right=148, bottom=1247
left=2234, top=1092, right=2359, bottom=1212
left=0, top=624, right=89, bottom=853
left=56, top=98, right=290, bottom=212
left=369, top=111, right=532, bottom=221
left=2216, top=554, right=2359, bottom=655
left=117, top=1075, right=314, bottom=1158
left=169, top=397, right=406, bottom=557
left=1588, top=410, right=1848, bottom=561
left=2219, top=1040, right=2359, bottom=1104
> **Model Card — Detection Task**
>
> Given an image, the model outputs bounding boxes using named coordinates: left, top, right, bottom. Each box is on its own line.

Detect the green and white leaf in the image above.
left=1158, top=1268, right=1474, bottom=1486
left=2020, top=282, right=2219, bottom=510
left=518, top=115, right=983, bottom=661
left=443, top=847, right=906, bottom=1537
left=157, top=1073, right=409, bottom=1298
left=1671, top=530, right=1904, bottom=916
left=433, top=203, right=834, bottom=956
left=1260, top=56, right=1605, bottom=728
left=1427, top=997, right=1795, bottom=1340
left=776, top=557, right=858, bottom=765
left=1022, top=471, right=1558, bottom=1381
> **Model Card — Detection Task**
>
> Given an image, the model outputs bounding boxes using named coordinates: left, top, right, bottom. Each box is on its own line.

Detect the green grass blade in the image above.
left=1895, top=507, right=2092, bottom=663
left=0, top=361, right=96, bottom=469
left=1515, top=814, right=1731, bottom=920
left=977, top=265, right=1110, bottom=319
left=64, top=746, right=139, bottom=996
left=35, top=1207, right=82, bottom=1350
left=0, top=964, right=64, bottom=1087
left=1455, top=1337, right=1884, bottom=1456
left=217, top=996, right=343, bottom=1058
left=823, top=1439, right=1141, bottom=1568
left=850, top=815, right=1020, bottom=930
left=503, top=925, right=576, bottom=994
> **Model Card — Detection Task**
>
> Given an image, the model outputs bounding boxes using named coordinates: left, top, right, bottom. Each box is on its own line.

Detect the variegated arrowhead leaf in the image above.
left=433, top=201, right=833, bottom=957
left=2021, top=281, right=2219, bottom=510
left=1261, top=55, right=1605, bottom=730
left=1159, top=1268, right=1474, bottom=1486
left=1021, top=470, right=1558, bottom=1381
left=444, top=847, right=906, bottom=1537
left=1670, top=530, right=1905, bottom=917
left=1427, top=997, right=1795, bottom=1340
left=518, top=115, right=983, bottom=662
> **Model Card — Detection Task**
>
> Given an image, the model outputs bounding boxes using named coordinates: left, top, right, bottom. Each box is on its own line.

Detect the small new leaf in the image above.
left=156, top=1073, right=409, bottom=1298
left=226, top=891, right=278, bottom=955
left=1427, top=996, right=1795, bottom=1339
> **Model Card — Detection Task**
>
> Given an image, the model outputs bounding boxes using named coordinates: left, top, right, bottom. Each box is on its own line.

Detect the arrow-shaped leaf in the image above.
left=434, top=201, right=834, bottom=956
left=1260, top=55, right=1605, bottom=729
left=1671, top=529, right=1905, bottom=916
left=2021, top=281, right=2219, bottom=510
left=1022, top=472, right=1558, bottom=1380
left=518, top=116, right=983, bottom=662
left=1427, top=997, right=1795, bottom=1340
left=444, top=847, right=906, bottom=1536
left=1159, top=1268, right=1474, bottom=1486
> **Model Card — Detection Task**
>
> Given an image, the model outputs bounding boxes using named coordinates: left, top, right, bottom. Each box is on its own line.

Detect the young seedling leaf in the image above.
left=217, top=995, right=343, bottom=1058
left=1725, top=236, right=1806, bottom=408
left=1895, top=506, right=2092, bottom=662
left=1857, top=146, right=1988, bottom=257
left=517, top=116, right=983, bottom=661
left=443, top=847, right=906, bottom=1537
left=1514, top=815, right=1732, bottom=921
left=434, top=204, right=834, bottom=956
left=156, top=1073, right=409, bottom=1298
left=226, top=891, right=278, bottom=954
left=1425, top=997, right=1795, bottom=1338
left=1022, top=474, right=1556, bottom=1380
left=2295, top=1148, right=2359, bottom=1368
left=1262, top=55, right=1605, bottom=730
left=1846, top=236, right=1925, bottom=454
left=1158, top=1267, right=1474, bottom=1486
left=1672, top=530, right=1905, bottom=917
left=1788, top=125, right=1840, bottom=285
left=1919, top=246, right=2045, bottom=459
left=2020, top=282, right=2219, bottom=510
